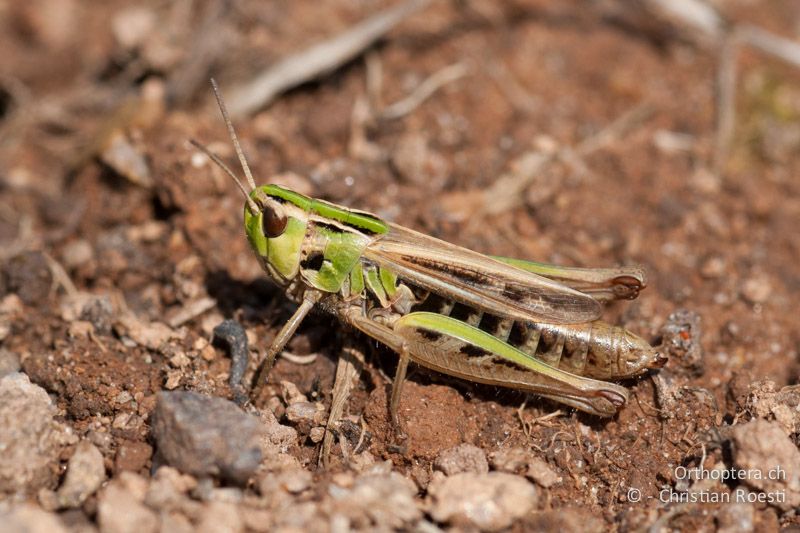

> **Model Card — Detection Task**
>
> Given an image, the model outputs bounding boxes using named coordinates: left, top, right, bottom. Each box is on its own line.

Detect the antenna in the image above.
left=210, top=78, right=257, bottom=191
left=189, top=139, right=259, bottom=214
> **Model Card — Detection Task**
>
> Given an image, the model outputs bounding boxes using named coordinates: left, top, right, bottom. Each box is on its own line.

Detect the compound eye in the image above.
left=261, top=203, right=287, bottom=238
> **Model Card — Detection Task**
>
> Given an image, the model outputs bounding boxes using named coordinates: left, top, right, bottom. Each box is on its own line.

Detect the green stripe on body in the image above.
left=258, top=185, right=388, bottom=235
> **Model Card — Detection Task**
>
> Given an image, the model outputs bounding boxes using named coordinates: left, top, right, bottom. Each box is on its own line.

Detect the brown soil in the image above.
left=2, top=1, right=800, bottom=530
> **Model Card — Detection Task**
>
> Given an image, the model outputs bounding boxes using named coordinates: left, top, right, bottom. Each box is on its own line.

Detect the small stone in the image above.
left=0, top=373, right=74, bottom=495
left=67, top=320, right=95, bottom=340
left=700, top=256, right=726, bottom=279
left=260, top=468, right=313, bottom=496
left=100, top=131, right=153, bottom=187
left=743, top=380, right=800, bottom=436
left=87, top=430, right=115, bottom=456
left=61, top=239, right=93, bottom=269
left=4, top=251, right=52, bottom=305
left=98, top=481, right=158, bottom=533
left=309, top=426, right=325, bottom=443
left=525, top=457, right=561, bottom=488
left=741, top=275, right=772, bottom=304
left=716, top=502, right=755, bottom=533
left=329, top=471, right=422, bottom=529
left=112, top=6, right=156, bottom=49
left=285, top=402, right=326, bottom=426
left=144, top=466, right=197, bottom=510
left=115, top=391, right=133, bottom=405
left=79, top=295, right=115, bottom=335
left=0, top=503, right=68, bottom=533
left=115, top=440, right=153, bottom=472
left=280, top=381, right=308, bottom=405
left=0, top=349, right=21, bottom=378
left=434, top=443, right=489, bottom=475
left=196, top=501, right=243, bottom=533
left=427, top=472, right=537, bottom=531
left=731, top=419, right=800, bottom=509
left=169, top=352, right=191, bottom=368
left=118, top=471, right=150, bottom=501
left=660, top=309, right=703, bottom=371
left=259, top=408, right=298, bottom=455
left=55, top=441, right=106, bottom=508
left=489, top=448, right=560, bottom=486
left=164, top=370, right=182, bottom=390
left=115, top=314, right=176, bottom=350
left=489, top=448, right=529, bottom=474
left=152, top=391, right=263, bottom=485
left=0, top=293, right=23, bottom=315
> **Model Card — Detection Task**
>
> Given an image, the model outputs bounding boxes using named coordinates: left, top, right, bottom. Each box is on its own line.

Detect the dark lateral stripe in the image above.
left=460, top=344, right=492, bottom=358
left=400, top=256, right=490, bottom=285
left=418, top=329, right=443, bottom=341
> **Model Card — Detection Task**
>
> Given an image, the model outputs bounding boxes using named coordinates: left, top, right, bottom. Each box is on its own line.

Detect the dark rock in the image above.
left=152, top=391, right=263, bottom=485
left=212, top=319, right=249, bottom=404
left=4, top=251, right=52, bottom=305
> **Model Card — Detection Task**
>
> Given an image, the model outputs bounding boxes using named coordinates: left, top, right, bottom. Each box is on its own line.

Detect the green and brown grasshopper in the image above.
left=194, top=80, right=664, bottom=442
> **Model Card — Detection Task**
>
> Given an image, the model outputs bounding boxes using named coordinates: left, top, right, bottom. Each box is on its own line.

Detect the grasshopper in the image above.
left=194, top=80, right=664, bottom=441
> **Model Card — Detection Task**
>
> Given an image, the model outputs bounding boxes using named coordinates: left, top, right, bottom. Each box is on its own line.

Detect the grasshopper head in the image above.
left=242, top=185, right=307, bottom=284
left=194, top=80, right=310, bottom=285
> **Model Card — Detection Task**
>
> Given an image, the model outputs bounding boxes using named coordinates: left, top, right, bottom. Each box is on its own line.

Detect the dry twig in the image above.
left=464, top=102, right=653, bottom=223
left=639, top=0, right=800, bottom=170
left=379, top=62, right=469, bottom=120
left=228, top=0, right=431, bottom=118
left=320, top=341, right=365, bottom=467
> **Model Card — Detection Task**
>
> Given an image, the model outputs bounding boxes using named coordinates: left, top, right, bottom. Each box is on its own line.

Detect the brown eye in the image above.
left=262, top=204, right=287, bottom=238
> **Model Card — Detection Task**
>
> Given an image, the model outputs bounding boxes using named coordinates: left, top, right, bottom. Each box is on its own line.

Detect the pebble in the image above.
left=259, top=408, right=299, bottom=456
left=286, top=401, right=326, bottom=426
left=196, top=501, right=243, bottom=533
left=111, top=6, right=155, bottom=49
left=61, top=239, right=94, bottom=269
left=115, top=440, right=153, bottom=472
left=731, top=419, right=800, bottom=509
left=741, top=275, right=772, bottom=304
left=280, top=381, right=308, bottom=404
left=4, top=251, right=52, bottom=305
left=0, top=503, right=68, bottom=533
left=716, top=502, right=755, bottom=533
left=525, top=457, right=561, bottom=488
left=0, top=348, right=21, bottom=377
left=54, top=441, right=106, bottom=508
left=260, top=468, right=313, bottom=497
left=328, top=470, right=422, bottom=530
left=427, top=472, right=537, bottom=531
left=434, top=443, right=489, bottom=475
left=660, top=309, right=703, bottom=370
left=152, top=391, right=263, bottom=485
left=115, top=314, right=176, bottom=350
left=100, top=131, right=153, bottom=188
left=0, top=373, right=74, bottom=495
left=98, top=480, right=158, bottom=533
left=745, top=381, right=800, bottom=436
left=489, top=448, right=561, bottom=487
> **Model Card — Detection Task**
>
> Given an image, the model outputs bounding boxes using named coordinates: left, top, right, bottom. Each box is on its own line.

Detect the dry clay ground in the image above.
left=1, top=1, right=800, bottom=531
